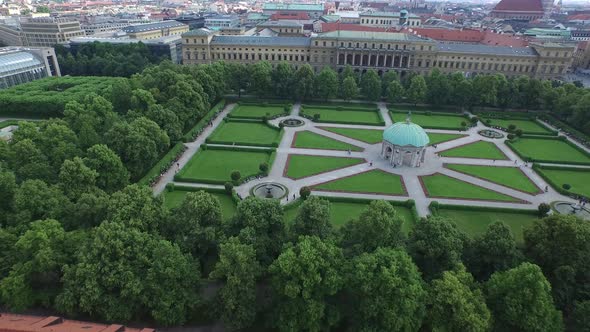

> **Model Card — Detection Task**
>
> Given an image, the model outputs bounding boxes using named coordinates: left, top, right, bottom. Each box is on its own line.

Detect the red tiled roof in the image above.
left=0, top=313, right=154, bottom=332
left=404, top=27, right=529, bottom=47
left=568, top=14, right=590, bottom=20
left=320, top=22, right=392, bottom=33
left=493, top=0, right=543, bottom=12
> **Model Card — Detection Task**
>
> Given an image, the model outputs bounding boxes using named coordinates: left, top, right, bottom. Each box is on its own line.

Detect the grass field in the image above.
left=162, top=190, right=237, bottom=219
left=231, top=105, right=285, bottom=118
left=428, top=133, right=467, bottom=145
left=313, top=170, right=406, bottom=195
left=293, top=131, right=363, bottom=151
left=445, top=164, right=539, bottom=194
left=536, top=167, right=590, bottom=197
left=319, top=127, right=383, bottom=144
left=302, top=107, right=383, bottom=125
left=390, top=112, right=466, bottom=130
left=208, top=121, right=281, bottom=145
left=483, top=118, right=552, bottom=135
left=421, top=173, right=520, bottom=202
left=436, top=208, right=538, bottom=244
left=285, top=154, right=363, bottom=179
left=509, top=138, right=590, bottom=164
left=177, top=149, right=271, bottom=183
left=283, top=200, right=415, bottom=233
left=439, top=141, right=508, bottom=160
left=305, top=102, right=376, bottom=109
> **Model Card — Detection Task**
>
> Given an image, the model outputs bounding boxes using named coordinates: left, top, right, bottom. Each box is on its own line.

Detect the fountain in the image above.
left=280, top=118, right=304, bottom=127
left=252, top=182, right=288, bottom=199
left=552, top=201, right=590, bottom=220
left=478, top=129, right=504, bottom=139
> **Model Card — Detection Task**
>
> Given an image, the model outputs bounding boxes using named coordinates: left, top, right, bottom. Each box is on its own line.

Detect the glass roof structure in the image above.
left=0, top=51, right=43, bottom=76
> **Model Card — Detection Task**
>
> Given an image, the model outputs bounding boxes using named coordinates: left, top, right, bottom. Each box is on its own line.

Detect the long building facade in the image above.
left=182, top=29, right=574, bottom=80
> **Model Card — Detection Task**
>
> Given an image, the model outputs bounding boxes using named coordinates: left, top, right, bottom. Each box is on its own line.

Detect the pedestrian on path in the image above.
left=293, top=193, right=296, bottom=200
left=545, top=185, right=549, bottom=192
left=514, top=160, right=517, bottom=165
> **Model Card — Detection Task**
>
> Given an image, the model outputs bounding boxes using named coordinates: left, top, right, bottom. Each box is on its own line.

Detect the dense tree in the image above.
left=272, top=62, right=295, bottom=98
left=83, top=144, right=129, bottom=193
left=229, top=197, right=285, bottom=266
left=292, top=196, right=332, bottom=239
left=360, top=69, right=382, bottom=101
left=426, top=69, right=451, bottom=105
left=269, top=236, right=343, bottom=332
left=58, top=157, right=98, bottom=200
left=346, top=248, right=426, bottom=331
left=210, top=237, right=262, bottom=331
left=0, top=169, right=16, bottom=215
left=407, top=75, right=427, bottom=105
left=381, top=70, right=399, bottom=97
left=57, top=221, right=200, bottom=325
left=472, top=75, right=498, bottom=106
left=340, top=64, right=357, bottom=83
left=570, top=301, right=590, bottom=332
left=485, top=262, right=563, bottom=332
left=250, top=61, right=273, bottom=97
left=293, top=64, right=315, bottom=100
left=106, top=184, right=166, bottom=233
left=314, top=67, right=339, bottom=100
left=463, top=221, right=521, bottom=281
left=524, top=214, right=590, bottom=312
left=226, top=62, right=250, bottom=97
left=12, top=180, right=69, bottom=228
left=340, top=200, right=405, bottom=256
left=341, top=76, right=358, bottom=101
left=408, top=216, right=466, bottom=279
left=387, top=80, right=405, bottom=103
left=427, top=265, right=491, bottom=331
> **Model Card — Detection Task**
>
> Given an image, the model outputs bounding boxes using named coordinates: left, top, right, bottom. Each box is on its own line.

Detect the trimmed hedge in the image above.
left=480, top=117, right=557, bottom=136
left=429, top=201, right=537, bottom=216
left=540, top=113, right=590, bottom=144
left=388, top=111, right=469, bottom=130
left=137, top=142, right=186, bottom=186
left=182, top=99, right=226, bottom=143
left=301, top=104, right=380, bottom=113
left=532, top=164, right=588, bottom=199
left=299, top=112, right=386, bottom=126
left=506, top=136, right=590, bottom=165
left=0, top=120, right=19, bottom=129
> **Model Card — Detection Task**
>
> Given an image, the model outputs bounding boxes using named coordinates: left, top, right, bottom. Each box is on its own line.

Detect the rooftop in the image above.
left=263, top=3, right=324, bottom=11
left=360, top=11, right=419, bottom=18
left=492, top=0, right=544, bottom=13
left=258, top=20, right=303, bottom=28
left=317, top=30, right=430, bottom=42
left=211, top=35, right=311, bottom=47
left=383, top=121, right=429, bottom=147
left=182, top=28, right=215, bottom=36
left=0, top=313, right=154, bottom=332
left=437, top=43, right=537, bottom=56
left=122, top=21, right=186, bottom=33
left=0, top=50, right=43, bottom=76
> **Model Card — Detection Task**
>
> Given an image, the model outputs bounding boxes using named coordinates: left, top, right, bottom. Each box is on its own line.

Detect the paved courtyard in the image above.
left=154, top=101, right=589, bottom=217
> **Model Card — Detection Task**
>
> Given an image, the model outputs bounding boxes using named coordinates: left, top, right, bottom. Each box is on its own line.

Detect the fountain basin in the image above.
left=552, top=201, right=590, bottom=220
left=280, top=118, right=304, bottom=127
left=478, top=129, right=504, bottom=139
left=251, top=182, right=288, bottom=199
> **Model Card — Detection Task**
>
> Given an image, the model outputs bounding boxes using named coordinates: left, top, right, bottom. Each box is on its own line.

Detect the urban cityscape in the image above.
left=0, top=0, right=590, bottom=331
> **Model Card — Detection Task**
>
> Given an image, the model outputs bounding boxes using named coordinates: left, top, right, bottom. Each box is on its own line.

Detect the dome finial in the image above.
left=406, top=111, right=412, bottom=124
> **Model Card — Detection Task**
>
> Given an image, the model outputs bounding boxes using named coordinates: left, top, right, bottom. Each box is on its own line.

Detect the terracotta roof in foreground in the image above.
left=0, top=313, right=155, bottom=332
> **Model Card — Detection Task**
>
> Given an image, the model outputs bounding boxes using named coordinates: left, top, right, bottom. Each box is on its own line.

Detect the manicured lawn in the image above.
left=509, top=138, right=590, bottom=164
left=483, top=118, right=552, bottom=135
left=284, top=200, right=415, bottom=233
left=445, top=164, right=540, bottom=194
left=313, top=170, right=406, bottom=195
left=421, top=173, right=520, bottom=202
left=427, top=133, right=467, bottom=145
left=208, top=121, right=281, bottom=145
left=231, top=104, right=285, bottom=118
left=292, top=131, right=363, bottom=151
left=436, top=209, right=538, bottom=244
left=305, top=102, right=376, bottom=110
left=162, top=190, right=237, bottom=219
left=536, top=167, right=590, bottom=198
left=319, top=127, right=383, bottom=144
left=390, top=112, right=466, bottom=130
left=177, top=149, right=271, bottom=183
left=301, top=107, right=383, bottom=125
left=285, top=154, right=363, bottom=179
left=439, top=141, right=508, bottom=160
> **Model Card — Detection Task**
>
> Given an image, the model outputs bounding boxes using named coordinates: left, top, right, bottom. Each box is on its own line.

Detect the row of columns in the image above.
left=381, top=142, right=425, bottom=168
left=337, top=51, right=411, bottom=68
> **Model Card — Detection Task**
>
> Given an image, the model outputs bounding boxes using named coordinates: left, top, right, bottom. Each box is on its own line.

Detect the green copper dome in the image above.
left=383, top=121, right=429, bottom=147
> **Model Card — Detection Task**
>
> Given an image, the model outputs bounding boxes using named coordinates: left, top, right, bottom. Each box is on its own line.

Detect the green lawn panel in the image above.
left=209, top=121, right=280, bottom=145
left=162, top=190, right=237, bottom=219
left=319, top=127, right=383, bottom=144
left=178, top=149, right=271, bottom=182
left=293, top=131, right=363, bottom=151
left=283, top=201, right=414, bottom=232
left=446, top=164, right=540, bottom=194
left=427, top=133, right=467, bottom=145
left=439, top=141, right=508, bottom=160
left=538, top=168, right=590, bottom=197
left=285, top=155, right=363, bottom=179
left=484, top=118, right=552, bottom=135
left=231, top=105, right=285, bottom=118
left=390, top=112, right=466, bottom=129
left=436, top=209, right=538, bottom=244
left=313, top=170, right=405, bottom=195
left=302, top=107, right=382, bottom=125
left=510, top=138, right=590, bottom=164
left=421, top=173, right=520, bottom=202
left=305, top=102, right=376, bottom=109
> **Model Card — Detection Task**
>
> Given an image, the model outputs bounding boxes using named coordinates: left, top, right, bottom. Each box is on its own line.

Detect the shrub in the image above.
left=279, top=122, right=285, bottom=128
left=283, top=105, right=290, bottom=113
left=508, top=124, right=516, bottom=132
left=507, top=134, right=515, bottom=140
left=563, top=183, right=571, bottom=190
left=300, top=186, right=311, bottom=200
left=231, top=170, right=241, bottom=184
left=313, top=113, right=320, bottom=121
left=485, top=119, right=492, bottom=125
left=538, top=203, right=551, bottom=217
left=470, top=116, right=478, bottom=124
left=262, top=115, right=268, bottom=122
left=461, top=121, right=467, bottom=127
left=224, top=182, right=234, bottom=194
left=515, top=129, right=523, bottom=137
left=259, top=162, right=269, bottom=174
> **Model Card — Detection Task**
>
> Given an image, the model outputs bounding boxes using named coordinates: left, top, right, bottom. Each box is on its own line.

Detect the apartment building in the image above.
left=20, top=17, right=85, bottom=47
left=122, top=21, right=188, bottom=40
